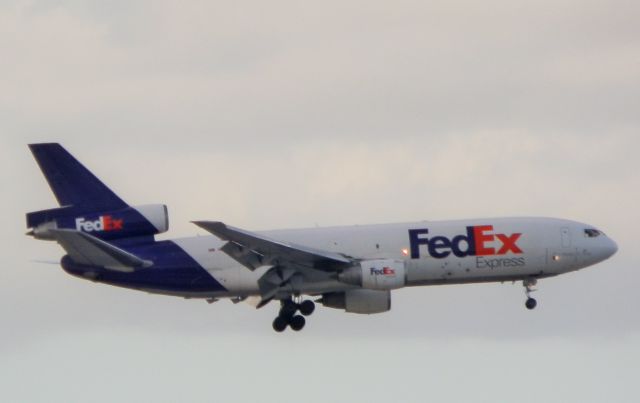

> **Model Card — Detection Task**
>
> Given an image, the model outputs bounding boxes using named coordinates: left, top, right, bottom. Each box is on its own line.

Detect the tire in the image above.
left=279, top=301, right=297, bottom=318
left=525, top=298, right=537, bottom=310
left=272, top=316, right=288, bottom=332
left=289, top=315, right=306, bottom=331
left=299, top=300, right=316, bottom=316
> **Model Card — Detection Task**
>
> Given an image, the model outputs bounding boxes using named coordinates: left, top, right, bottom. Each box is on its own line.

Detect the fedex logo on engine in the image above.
left=409, top=225, right=522, bottom=259
left=370, top=267, right=396, bottom=276
left=76, top=215, right=123, bottom=232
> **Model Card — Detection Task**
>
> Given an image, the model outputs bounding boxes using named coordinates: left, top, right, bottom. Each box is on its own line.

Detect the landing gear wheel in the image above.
left=522, top=279, right=539, bottom=310
left=272, top=316, right=288, bottom=332
left=299, top=300, right=315, bottom=316
left=289, top=315, right=306, bottom=331
left=525, top=298, right=537, bottom=310
left=279, top=300, right=297, bottom=318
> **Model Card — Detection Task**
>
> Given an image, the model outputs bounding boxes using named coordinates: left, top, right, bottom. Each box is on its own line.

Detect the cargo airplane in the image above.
left=27, top=144, right=618, bottom=332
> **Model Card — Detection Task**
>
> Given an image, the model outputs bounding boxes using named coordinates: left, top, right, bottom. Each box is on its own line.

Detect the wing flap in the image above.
left=50, top=229, right=152, bottom=272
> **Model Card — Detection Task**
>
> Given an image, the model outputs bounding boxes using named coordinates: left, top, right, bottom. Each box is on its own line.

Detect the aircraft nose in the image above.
left=603, top=237, right=618, bottom=260
left=597, top=238, right=618, bottom=261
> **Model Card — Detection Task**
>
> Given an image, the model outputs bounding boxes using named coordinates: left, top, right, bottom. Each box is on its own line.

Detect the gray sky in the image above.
left=1, top=1, right=639, bottom=402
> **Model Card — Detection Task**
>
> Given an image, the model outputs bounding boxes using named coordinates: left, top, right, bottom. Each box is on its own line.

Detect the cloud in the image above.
left=2, top=0, right=639, bottom=147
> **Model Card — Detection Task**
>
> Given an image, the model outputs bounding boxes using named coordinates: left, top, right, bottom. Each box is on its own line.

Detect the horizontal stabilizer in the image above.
left=49, top=229, right=152, bottom=273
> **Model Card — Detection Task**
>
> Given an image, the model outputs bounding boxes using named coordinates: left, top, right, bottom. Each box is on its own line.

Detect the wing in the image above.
left=50, top=229, right=152, bottom=272
left=192, top=221, right=352, bottom=271
left=192, top=221, right=355, bottom=305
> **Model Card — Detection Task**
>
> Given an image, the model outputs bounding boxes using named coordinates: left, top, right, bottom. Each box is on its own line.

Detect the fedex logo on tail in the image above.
left=76, top=215, right=123, bottom=232
left=409, top=225, right=522, bottom=259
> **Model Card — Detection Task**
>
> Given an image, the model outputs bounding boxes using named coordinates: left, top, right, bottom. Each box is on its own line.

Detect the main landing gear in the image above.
left=523, top=278, right=538, bottom=310
left=272, top=298, right=316, bottom=332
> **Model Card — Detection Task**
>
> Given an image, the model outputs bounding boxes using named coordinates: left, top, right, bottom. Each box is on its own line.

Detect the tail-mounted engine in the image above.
left=27, top=204, right=169, bottom=241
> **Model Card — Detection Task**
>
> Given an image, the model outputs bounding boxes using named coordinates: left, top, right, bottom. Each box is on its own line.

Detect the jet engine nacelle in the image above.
left=338, top=259, right=406, bottom=290
left=319, top=289, right=391, bottom=314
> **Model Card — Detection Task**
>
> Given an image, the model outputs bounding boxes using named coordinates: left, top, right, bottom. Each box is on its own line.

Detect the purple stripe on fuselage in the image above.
left=61, top=240, right=226, bottom=293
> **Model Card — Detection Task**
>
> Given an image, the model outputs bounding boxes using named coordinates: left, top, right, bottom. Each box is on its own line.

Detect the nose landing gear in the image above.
left=523, top=278, right=538, bottom=310
left=272, top=297, right=316, bottom=332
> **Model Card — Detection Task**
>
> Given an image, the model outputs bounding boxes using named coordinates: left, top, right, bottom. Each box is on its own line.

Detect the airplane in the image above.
left=26, top=143, right=618, bottom=332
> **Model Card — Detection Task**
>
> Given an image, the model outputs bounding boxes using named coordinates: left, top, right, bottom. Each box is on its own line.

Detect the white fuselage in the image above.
left=171, top=217, right=617, bottom=299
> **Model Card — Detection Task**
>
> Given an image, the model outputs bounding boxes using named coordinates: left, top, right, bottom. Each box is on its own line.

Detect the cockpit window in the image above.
left=584, top=229, right=602, bottom=238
